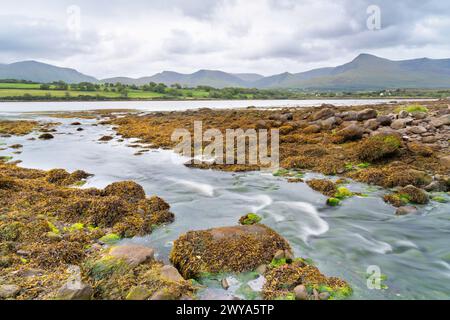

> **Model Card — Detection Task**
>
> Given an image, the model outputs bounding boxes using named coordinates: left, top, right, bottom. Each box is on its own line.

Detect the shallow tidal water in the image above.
left=1, top=112, right=449, bottom=300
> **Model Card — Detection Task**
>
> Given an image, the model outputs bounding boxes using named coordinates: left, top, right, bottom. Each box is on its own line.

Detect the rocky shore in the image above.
left=1, top=99, right=449, bottom=300
left=107, top=100, right=449, bottom=213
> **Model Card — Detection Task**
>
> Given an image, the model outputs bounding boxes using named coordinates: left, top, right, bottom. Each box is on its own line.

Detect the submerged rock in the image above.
left=396, top=206, right=418, bottom=216
left=170, top=224, right=292, bottom=279
left=263, top=261, right=351, bottom=300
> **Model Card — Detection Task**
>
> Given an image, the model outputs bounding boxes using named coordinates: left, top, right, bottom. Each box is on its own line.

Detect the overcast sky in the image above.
left=1, top=0, right=450, bottom=78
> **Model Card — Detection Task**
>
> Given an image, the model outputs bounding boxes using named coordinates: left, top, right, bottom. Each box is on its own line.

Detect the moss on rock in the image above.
left=170, top=224, right=292, bottom=279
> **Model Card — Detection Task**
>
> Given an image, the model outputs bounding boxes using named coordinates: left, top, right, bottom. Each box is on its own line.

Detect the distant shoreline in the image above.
left=0, top=97, right=439, bottom=103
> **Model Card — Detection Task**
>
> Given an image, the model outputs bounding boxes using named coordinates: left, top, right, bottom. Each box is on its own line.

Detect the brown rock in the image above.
left=294, top=285, right=308, bottom=300
left=109, top=245, right=155, bottom=267
left=439, top=155, right=450, bottom=169
left=310, top=108, right=335, bottom=121
left=160, top=265, right=184, bottom=282
left=303, top=124, right=321, bottom=134
left=396, top=206, right=418, bottom=216
left=335, top=124, right=364, bottom=141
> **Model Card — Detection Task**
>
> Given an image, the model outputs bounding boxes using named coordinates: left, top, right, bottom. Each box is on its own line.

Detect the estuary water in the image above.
left=0, top=98, right=434, bottom=113
left=0, top=107, right=449, bottom=300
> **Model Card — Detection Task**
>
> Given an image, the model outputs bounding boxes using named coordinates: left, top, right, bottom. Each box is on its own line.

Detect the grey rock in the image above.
left=399, top=110, right=409, bottom=119
left=319, top=292, right=331, bottom=300
left=431, top=115, right=450, bottom=128
left=357, top=109, right=378, bottom=121
left=376, top=115, right=393, bottom=126
left=0, top=285, right=21, bottom=299
left=341, top=111, right=358, bottom=121
left=408, top=126, right=427, bottom=134
left=364, top=119, right=380, bottom=130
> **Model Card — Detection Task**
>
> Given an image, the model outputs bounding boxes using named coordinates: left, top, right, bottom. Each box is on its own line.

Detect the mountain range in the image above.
left=1, top=54, right=450, bottom=90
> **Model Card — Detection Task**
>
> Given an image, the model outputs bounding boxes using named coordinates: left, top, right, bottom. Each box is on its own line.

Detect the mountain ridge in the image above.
left=1, top=54, right=450, bottom=90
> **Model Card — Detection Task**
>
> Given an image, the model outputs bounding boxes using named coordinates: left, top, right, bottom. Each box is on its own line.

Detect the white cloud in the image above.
left=1, top=0, right=450, bottom=78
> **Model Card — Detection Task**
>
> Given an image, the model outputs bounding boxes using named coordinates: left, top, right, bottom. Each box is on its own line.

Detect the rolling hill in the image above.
left=2, top=54, right=450, bottom=90
left=0, top=61, right=97, bottom=84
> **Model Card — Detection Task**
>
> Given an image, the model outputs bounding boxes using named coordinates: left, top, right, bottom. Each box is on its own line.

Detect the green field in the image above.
left=1, top=81, right=449, bottom=101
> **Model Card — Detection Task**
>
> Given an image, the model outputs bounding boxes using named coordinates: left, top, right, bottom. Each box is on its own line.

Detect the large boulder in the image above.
left=170, top=224, right=292, bottom=279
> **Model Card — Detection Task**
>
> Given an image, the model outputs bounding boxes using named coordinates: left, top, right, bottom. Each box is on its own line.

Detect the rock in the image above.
left=408, top=126, right=427, bottom=134
left=221, top=278, right=230, bottom=290
left=341, top=111, right=358, bottom=121
left=310, top=108, right=335, bottom=121
left=99, top=135, right=114, bottom=142
left=255, top=120, right=267, bottom=130
left=321, top=117, right=337, bottom=130
left=256, top=264, right=267, bottom=275
left=38, top=133, right=54, bottom=140
left=357, top=109, right=378, bottom=121
left=160, top=265, right=184, bottom=282
left=391, top=119, right=412, bottom=130
left=424, top=181, right=444, bottom=192
left=71, top=122, right=82, bottom=126
left=294, top=285, right=308, bottom=300
left=335, top=124, right=364, bottom=142
left=170, top=224, right=292, bottom=279
left=422, top=136, right=438, bottom=144
left=438, top=155, right=450, bottom=169
left=150, top=289, right=178, bottom=300
left=0, top=285, right=21, bottom=299
left=412, top=112, right=427, bottom=120
left=399, top=110, right=409, bottom=119
left=431, top=115, right=450, bottom=128
left=77, top=128, right=84, bottom=132
left=280, top=113, right=294, bottom=122
left=364, top=119, right=379, bottom=131
left=407, top=142, right=433, bottom=157
left=109, top=245, right=155, bottom=267
left=303, top=124, right=321, bottom=134
left=273, top=250, right=285, bottom=260
left=313, top=289, right=320, bottom=300
left=396, top=206, right=418, bottom=216
left=399, top=185, right=429, bottom=204
left=319, top=292, right=331, bottom=300
left=126, top=286, right=151, bottom=300
left=56, top=265, right=93, bottom=300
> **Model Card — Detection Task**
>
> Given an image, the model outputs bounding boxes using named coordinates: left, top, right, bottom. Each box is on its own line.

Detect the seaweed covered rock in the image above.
left=262, top=260, right=351, bottom=300
left=46, top=168, right=92, bottom=186
left=170, top=224, right=292, bottom=279
left=0, top=162, right=175, bottom=300
left=103, top=181, right=146, bottom=203
left=357, top=134, right=402, bottom=162
left=384, top=185, right=429, bottom=207
left=306, top=179, right=337, bottom=197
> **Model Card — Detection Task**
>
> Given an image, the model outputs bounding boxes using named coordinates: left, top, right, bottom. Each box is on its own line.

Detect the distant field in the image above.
left=0, top=83, right=41, bottom=89
left=0, top=82, right=214, bottom=99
